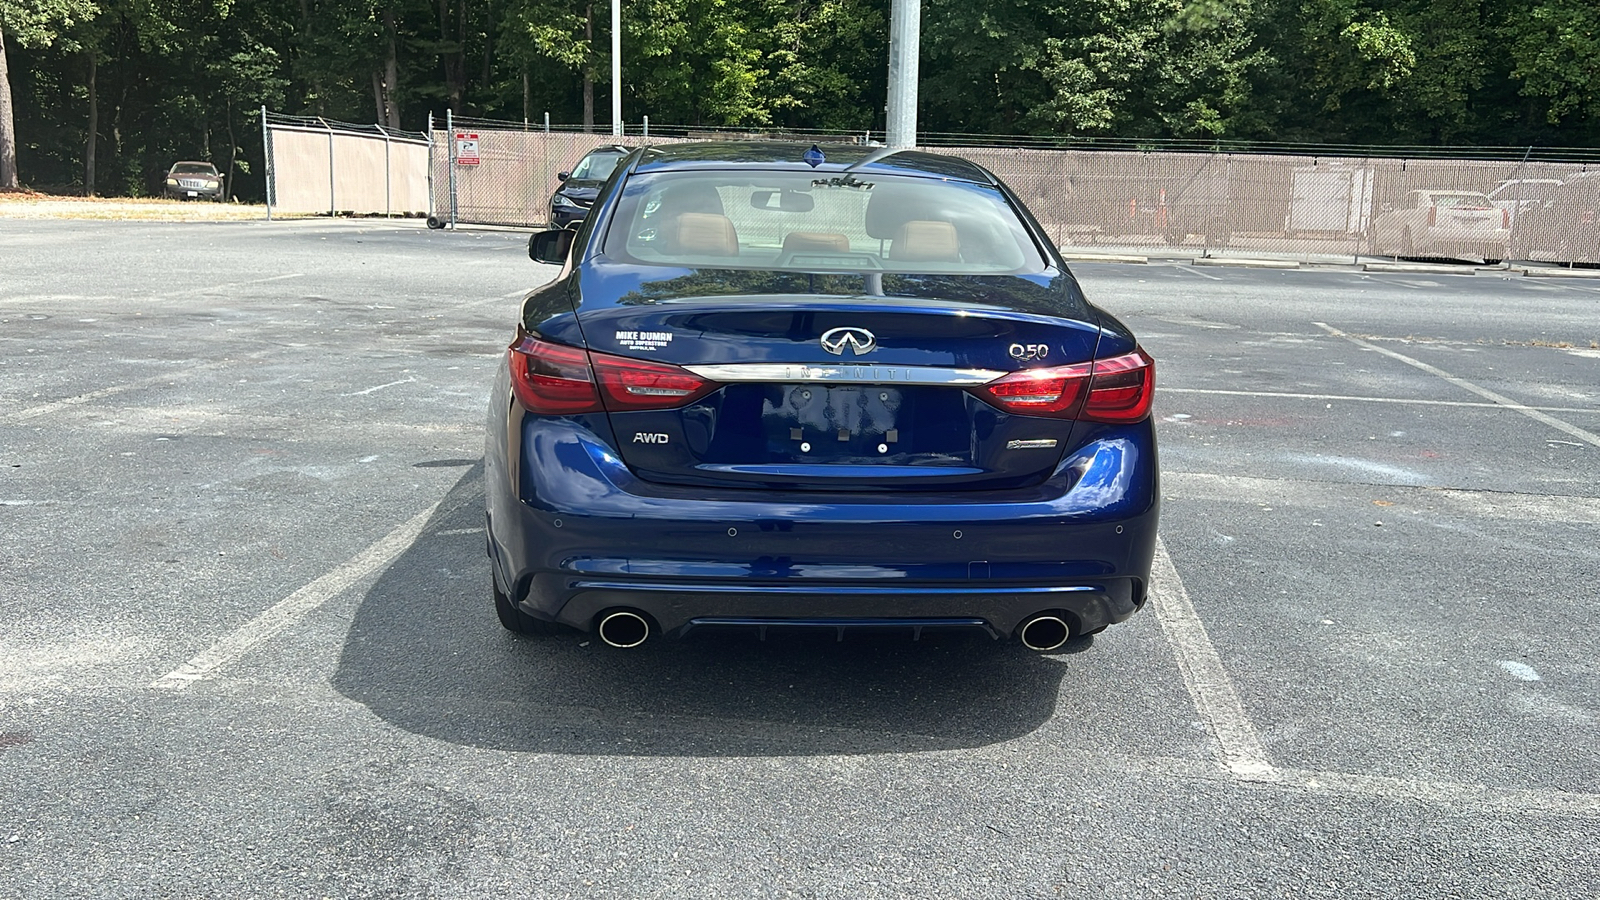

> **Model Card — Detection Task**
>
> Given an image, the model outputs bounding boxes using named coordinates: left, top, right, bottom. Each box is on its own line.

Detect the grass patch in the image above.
left=0, top=193, right=318, bottom=222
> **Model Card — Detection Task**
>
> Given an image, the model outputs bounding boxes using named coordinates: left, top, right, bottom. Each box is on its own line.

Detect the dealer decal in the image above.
left=615, top=330, right=673, bottom=351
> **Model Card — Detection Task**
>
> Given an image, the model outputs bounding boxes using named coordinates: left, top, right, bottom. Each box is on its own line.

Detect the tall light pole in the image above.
left=886, top=0, right=921, bottom=149
left=611, top=0, right=622, bottom=136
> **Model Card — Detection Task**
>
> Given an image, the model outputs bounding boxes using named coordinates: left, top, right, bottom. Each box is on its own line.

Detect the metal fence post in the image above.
left=318, top=116, right=335, bottom=216
left=381, top=126, right=392, bottom=217
left=544, top=111, right=550, bottom=133
left=261, top=106, right=273, bottom=221
left=642, top=116, right=649, bottom=138
left=426, top=112, right=435, bottom=223
left=447, top=109, right=458, bottom=228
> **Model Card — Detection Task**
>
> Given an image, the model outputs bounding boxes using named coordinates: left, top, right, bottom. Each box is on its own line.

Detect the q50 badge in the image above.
left=1009, top=343, right=1049, bottom=361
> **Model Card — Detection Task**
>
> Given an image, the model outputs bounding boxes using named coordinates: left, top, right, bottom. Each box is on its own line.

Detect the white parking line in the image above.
left=1172, top=265, right=1223, bottom=281
left=341, top=375, right=417, bottom=396
left=1162, top=386, right=1600, bottom=414
left=0, top=368, right=196, bottom=425
left=1149, top=537, right=1277, bottom=780
left=1152, top=535, right=1600, bottom=816
left=1315, top=322, right=1600, bottom=448
left=165, top=273, right=305, bottom=297
left=1271, top=766, right=1600, bottom=818
left=152, top=502, right=439, bottom=689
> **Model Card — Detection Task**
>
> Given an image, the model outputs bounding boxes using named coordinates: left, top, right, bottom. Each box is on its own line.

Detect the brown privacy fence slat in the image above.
left=263, top=113, right=430, bottom=217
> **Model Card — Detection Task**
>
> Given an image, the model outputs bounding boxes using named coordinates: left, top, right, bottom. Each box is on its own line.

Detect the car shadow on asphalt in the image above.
left=332, top=464, right=1085, bottom=756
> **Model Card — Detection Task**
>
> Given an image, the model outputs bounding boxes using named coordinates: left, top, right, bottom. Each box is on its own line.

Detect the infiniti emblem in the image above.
left=820, top=326, right=877, bottom=356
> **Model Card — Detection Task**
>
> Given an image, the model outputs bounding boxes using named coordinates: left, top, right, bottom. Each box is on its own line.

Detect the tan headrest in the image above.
left=674, top=213, right=740, bottom=257
left=781, top=231, right=852, bottom=254
left=889, top=220, right=960, bottom=262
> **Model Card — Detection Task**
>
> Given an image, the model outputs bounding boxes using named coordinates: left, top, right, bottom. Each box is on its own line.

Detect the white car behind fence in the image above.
left=1368, top=190, right=1510, bottom=261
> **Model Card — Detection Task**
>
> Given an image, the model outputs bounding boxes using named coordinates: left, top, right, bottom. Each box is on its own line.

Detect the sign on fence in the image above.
left=455, top=133, right=480, bottom=166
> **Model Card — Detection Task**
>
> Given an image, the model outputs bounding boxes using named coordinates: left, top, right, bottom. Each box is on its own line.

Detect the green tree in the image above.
left=1, top=0, right=96, bottom=187
left=1509, top=0, right=1600, bottom=128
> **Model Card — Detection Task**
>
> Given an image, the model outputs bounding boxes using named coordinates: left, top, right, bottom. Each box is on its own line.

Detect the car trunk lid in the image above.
left=572, top=293, right=1104, bottom=491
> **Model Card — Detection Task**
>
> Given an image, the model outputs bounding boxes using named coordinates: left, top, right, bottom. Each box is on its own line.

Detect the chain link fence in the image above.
left=269, top=109, right=1600, bottom=265
left=263, top=111, right=431, bottom=217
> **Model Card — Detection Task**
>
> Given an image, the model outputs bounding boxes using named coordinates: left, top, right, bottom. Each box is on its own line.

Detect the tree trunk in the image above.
left=523, top=71, right=530, bottom=124
left=0, top=26, right=18, bottom=190
left=480, top=0, right=493, bottom=89
left=583, top=5, right=595, bottom=132
left=85, top=50, right=98, bottom=196
left=225, top=99, right=238, bottom=202
left=383, top=10, right=401, bottom=128
left=455, top=0, right=467, bottom=111
left=372, top=70, right=385, bottom=123
left=439, top=0, right=465, bottom=113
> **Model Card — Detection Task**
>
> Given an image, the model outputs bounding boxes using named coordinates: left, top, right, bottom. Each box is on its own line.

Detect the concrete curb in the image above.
left=1193, top=257, right=1300, bottom=270
left=1361, top=262, right=1494, bottom=275
left=1063, top=252, right=1149, bottom=264
left=1518, top=265, right=1600, bottom=279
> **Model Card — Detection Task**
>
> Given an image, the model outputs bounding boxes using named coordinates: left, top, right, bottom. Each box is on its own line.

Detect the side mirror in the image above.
left=557, top=171, right=570, bottom=182
left=528, top=229, right=576, bottom=265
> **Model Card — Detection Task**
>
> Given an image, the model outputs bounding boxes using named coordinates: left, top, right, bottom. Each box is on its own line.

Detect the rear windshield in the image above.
left=1490, top=182, right=1559, bottom=201
left=571, top=151, right=626, bottom=181
left=1430, top=193, right=1493, bottom=209
left=602, top=171, right=1047, bottom=275
left=172, top=163, right=217, bottom=175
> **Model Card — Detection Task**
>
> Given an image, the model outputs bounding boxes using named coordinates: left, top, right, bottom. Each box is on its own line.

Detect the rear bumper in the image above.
left=486, top=415, right=1158, bottom=640
left=1422, top=226, right=1509, bottom=254
left=535, top=576, right=1145, bottom=638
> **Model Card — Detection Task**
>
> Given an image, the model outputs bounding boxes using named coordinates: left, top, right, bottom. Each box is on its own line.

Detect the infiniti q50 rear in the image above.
left=484, top=142, right=1158, bottom=651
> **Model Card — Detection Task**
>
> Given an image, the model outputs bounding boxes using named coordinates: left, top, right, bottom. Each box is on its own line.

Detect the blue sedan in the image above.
left=485, top=142, right=1158, bottom=651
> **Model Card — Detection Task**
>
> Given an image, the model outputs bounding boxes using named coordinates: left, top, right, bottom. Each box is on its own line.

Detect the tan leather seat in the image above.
left=781, top=231, right=852, bottom=254
left=672, top=213, right=740, bottom=257
left=889, top=220, right=960, bottom=262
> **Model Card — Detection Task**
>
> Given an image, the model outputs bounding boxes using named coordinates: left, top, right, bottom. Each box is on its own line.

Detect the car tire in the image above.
left=494, top=578, right=563, bottom=636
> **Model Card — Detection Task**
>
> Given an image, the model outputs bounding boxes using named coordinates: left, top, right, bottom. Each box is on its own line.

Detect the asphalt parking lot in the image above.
left=2, top=219, right=1597, bottom=898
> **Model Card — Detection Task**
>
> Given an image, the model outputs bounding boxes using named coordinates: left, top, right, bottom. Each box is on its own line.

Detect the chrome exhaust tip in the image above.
left=597, top=610, right=651, bottom=649
left=1018, top=614, right=1073, bottom=652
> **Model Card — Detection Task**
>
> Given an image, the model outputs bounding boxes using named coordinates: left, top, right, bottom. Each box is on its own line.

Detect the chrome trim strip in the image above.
left=683, top=363, right=1004, bottom=385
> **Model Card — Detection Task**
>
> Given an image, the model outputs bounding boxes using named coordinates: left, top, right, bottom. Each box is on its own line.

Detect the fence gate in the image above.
left=263, top=110, right=431, bottom=217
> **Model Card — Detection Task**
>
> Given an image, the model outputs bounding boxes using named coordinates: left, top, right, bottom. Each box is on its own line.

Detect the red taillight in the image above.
left=1082, top=348, right=1155, bottom=423
left=1502, top=208, right=1511, bottom=229
left=508, top=330, right=602, bottom=414
left=972, top=348, right=1154, bottom=423
left=508, top=329, right=715, bottom=415
left=591, top=353, right=716, bottom=410
left=1427, top=206, right=1438, bottom=226
left=975, top=363, right=1093, bottom=417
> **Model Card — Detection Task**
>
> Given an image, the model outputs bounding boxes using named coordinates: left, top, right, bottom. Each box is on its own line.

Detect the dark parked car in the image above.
left=163, top=161, right=224, bottom=201
left=488, top=142, right=1159, bottom=651
left=1512, top=174, right=1600, bottom=264
left=549, top=144, right=629, bottom=228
